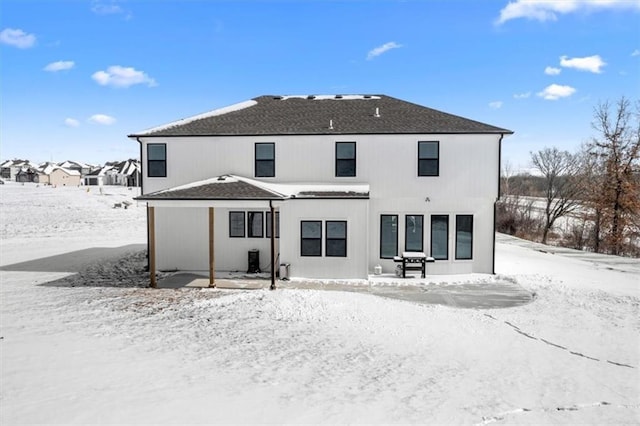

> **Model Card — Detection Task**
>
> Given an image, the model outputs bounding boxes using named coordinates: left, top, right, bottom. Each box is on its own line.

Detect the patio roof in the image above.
left=136, top=175, right=370, bottom=202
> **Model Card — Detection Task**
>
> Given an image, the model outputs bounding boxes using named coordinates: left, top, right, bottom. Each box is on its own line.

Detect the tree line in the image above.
left=497, top=97, right=640, bottom=257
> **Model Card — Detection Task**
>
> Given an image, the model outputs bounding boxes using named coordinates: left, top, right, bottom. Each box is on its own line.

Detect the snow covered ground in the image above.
left=1, top=182, right=638, bottom=424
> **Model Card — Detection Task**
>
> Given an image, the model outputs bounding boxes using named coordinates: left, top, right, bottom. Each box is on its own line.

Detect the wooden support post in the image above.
left=270, top=202, right=276, bottom=290
left=209, top=207, right=215, bottom=287
left=149, top=206, right=157, bottom=288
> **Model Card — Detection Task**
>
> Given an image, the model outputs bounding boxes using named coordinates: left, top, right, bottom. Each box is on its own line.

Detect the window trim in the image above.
left=335, top=141, right=356, bottom=177
left=301, top=220, right=322, bottom=257
left=455, top=214, right=474, bottom=260
left=326, top=221, right=347, bottom=257
left=255, top=142, right=275, bottom=178
left=380, top=214, right=398, bottom=259
left=147, top=143, right=167, bottom=178
left=418, top=141, right=439, bottom=177
left=247, top=211, right=264, bottom=238
left=430, top=214, right=449, bottom=260
left=404, top=214, right=424, bottom=253
left=229, top=211, right=245, bottom=238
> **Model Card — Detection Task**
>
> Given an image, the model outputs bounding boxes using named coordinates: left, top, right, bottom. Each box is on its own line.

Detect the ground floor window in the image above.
left=431, top=215, right=449, bottom=260
left=380, top=215, right=398, bottom=259
left=455, top=215, right=473, bottom=260
left=301, top=221, right=322, bottom=256
left=248, top=212, right=264, bottom=238
left=266, top=211, right=280, bottom=238
left=326, top=221, right=347, bottom=257
left=229, top=212, right=245, bottom=237
left=405, top=215, right=424, bottom=252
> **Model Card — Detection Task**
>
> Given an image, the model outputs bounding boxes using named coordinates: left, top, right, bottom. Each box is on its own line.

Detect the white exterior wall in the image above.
left=140, top=133, right=502, bottom=278
left=155, top=206, right=278, bottom=273
left=279, top=199, right=369, bottom=279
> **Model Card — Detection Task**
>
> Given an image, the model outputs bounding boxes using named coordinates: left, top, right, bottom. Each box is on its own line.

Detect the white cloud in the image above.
left=544, top=66, right=561, bottom=75
left=91, top=0, right=123, bottom=14
left=513, top=92, right=531, bottom=99
left=0, top=28, right=36, bottom=48
left=560, top=55, right=606, bottom=73
left=88, top=114, right=116, bottom=125
left=92, top=65, right=157, bottom=88
left=367, top=42, right=403, bottom=60
left=632, top=49, right=640, bottom=56
left=489, top=101, right=503, bottom=109
left=64, top=118, right=80, bottom=127
left=44, top=60, right=75, bottom=72
left=537, top=84, right=576, bottom=100
left=496, top=0, right=640, bottom=25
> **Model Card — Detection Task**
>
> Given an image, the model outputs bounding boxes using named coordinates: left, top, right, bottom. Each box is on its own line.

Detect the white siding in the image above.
left=141, top=132, right=502, bottom=277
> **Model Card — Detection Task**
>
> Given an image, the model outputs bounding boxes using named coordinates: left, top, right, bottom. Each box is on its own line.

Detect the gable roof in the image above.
left=130, top=95, right=512, bottom=137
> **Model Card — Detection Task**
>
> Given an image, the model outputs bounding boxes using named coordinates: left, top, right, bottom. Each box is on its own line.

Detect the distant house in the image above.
left=58, top=160, right=93, bottom=176
left=15, top=166, right=38, bottom=183
left=1, top=159, right=31, bottom=181
left=47, top=167, right=81, bottom=186
left=130, top=94, right=512, bottom=284
left=85, top=159, right=141, bottom=186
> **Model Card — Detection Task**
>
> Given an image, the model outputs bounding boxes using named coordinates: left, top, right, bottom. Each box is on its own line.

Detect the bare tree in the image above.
left=530, top=147, right=582, bottom=244
left=588, top=97, right=640, bottom=255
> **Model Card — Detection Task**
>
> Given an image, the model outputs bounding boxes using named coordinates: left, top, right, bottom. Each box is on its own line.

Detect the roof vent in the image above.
left=364, top=95, right=372, bottom=99
left=374, top=107, right=380, bottom=118
left=272, top=96, right=283, bottom=100
left=329, top=119, right=334, bottom=130
left=307, top=95, right=316, bottom=99
left=217, top=176, right=226, bottom=181
left=335, top=95, right=343, bottom=99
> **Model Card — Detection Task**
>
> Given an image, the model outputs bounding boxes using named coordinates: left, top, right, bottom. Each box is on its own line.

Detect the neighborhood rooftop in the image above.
left=131, top=94, right=512, bottom=137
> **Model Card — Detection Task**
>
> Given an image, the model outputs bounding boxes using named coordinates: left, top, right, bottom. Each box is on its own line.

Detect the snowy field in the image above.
left=1, top=182, right=638, bottom=424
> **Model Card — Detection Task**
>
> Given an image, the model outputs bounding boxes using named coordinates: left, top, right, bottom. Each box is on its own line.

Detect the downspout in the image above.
left=136, top=137, right=150, bottom=272
left=269, top=200, right=276, bottom=290
left=492, top=133, right=504, bottom=275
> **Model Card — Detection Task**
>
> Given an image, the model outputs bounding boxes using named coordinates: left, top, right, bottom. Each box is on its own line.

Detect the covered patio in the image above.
left=136, top=175, right=285, bottom=289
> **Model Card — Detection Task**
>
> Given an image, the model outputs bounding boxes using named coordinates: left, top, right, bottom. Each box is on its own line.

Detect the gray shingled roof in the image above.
left=137, top=179, right=285, bottom=201
left=130, top=95, right=512, bottom=137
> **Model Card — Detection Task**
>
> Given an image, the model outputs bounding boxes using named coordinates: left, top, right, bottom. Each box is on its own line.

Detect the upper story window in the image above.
left=255, top=143, right=275, bottom=177
left=147, top=144, right=166, bottom=177
left=418, top=141, right=439, bottom=176
left=335, top=142, right=356, bottom=177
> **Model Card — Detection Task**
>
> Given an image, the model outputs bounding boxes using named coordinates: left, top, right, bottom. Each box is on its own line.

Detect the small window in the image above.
left=266, top=211, right=280, bottom=238
left=301, top=221, right=322, bottom=256
left=431, top=215, right=449, bottom=260
left=456, top=215, right=473, bottom=260
left=335, top=142, right=356, bottom=177
left=405, top=215, right=424, bottom=252
left=418, top=141, right=439, bottom=176
left=255, top=143, right=275, bottom=177
left=248, top=212, right=264, bottom=238
left=229, top=212, right=245, bottom=237
left=326, top=221, right=347, bottom=257
left=147, top=144, right=166, bottom=177
left=380, top=215, right=398, bottom=259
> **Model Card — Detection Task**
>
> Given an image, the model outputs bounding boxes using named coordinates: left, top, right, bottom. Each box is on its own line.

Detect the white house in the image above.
left=130, top=94, right=512, bottom=285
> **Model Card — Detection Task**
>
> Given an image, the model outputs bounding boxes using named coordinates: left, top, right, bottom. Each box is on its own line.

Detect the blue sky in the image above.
left=1, top=0, right=638, bottom=171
